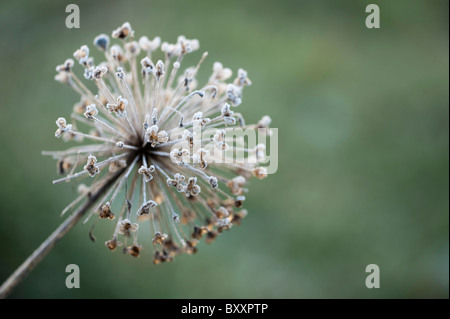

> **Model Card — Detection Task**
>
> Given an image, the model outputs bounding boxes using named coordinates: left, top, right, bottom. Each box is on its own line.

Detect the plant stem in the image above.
left=0, top=168, right=125, bottom=299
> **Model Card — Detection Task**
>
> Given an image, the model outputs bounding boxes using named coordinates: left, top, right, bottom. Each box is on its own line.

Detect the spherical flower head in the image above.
left=46, top=22, right=272, bottom=264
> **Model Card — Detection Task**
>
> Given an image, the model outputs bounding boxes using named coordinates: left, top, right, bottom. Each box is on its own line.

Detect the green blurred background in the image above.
left=0, top=0, right=448, bottom=298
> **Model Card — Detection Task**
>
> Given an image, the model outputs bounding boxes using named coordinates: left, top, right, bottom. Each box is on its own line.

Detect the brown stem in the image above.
left=0, top=168, right=125, bottom=299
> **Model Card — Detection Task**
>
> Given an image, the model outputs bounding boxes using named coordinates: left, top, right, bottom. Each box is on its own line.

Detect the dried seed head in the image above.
left=152, top=250, right=170, bottom=264
left=235, top=68, right=252, bottom=87
left=234, top=195, right=245, bottom=208
left=193, top=148, right=208, bottom=169
left=161, top=42, right=177, bottom=57
left=73, top=97, right=90, bottom=114
left=163, top=239, right=180, bottom=256
left=55, top=117, right=72, bottom=138
left=48, top=23, right=271, bottom=264
left=57, top=157, right=75, bottom=175
left=227, top=176, right=247, bottom=195
left=205, top=231, right=218, bottom=244
left=221, top=103, right=234, bottom=117
left=110, top=45, right=125, bottom=62
left=105, top=237, right=122, bottom=251
left=177, top=35, right=200, bottom=55
left=112, top=22, right=134, bottom=40
left=137, top=200, right=157, bottom=216
left=56, top=59, right=74, bottom=72
left=232, top=209, right=248, bottom=225
left=93, top=34, right=110, bottom=51
left=139, top=35, right=161, bottom=52
left=210, top=62, right=232, bottom=82
left=106, top=96, right=128, bottom=117
left=83, top=104, right=98, bottom=119
left=84, top=155, right=100, bottom=177
left=253, top=167, right=268, bottom=179
left=185, top=240, right=198, bottom=254
left=226, top=84, right=242, bottom=106
left=126, top=243, right=142, bottom=257
left=258, top=115, right=272, bottom=129
left=115, top=141, right=124, bottom=148
left=170, top=148, right=190, bottom=165
left=125, top=41, right=141, bottom=58
left=153, top=232, right=168, bottom=245
left=182, top=130, right=194, bottom=148
left=167, top=173, right=186, bottom=193
left=215, top=206, right=229, bottom=219
left=192, top=226, right=209, bottom=239
left=217, top=216, right=232, bottom=229
left=54, top=71, right=71, bottom=84
left=213, top=129, right=229, bottom=151
left=145, top=125, right=168, bottom=147
left=184, top=177, right=201, bottom=197
left=118, top=219, right=138, bottom=236
left=140, top=57, right=154, bottom=78
left=93, top=66, right=108, bottom=79
left=99, top=202, right=115, bottom=220
left=153, top=60, right=165, bottom=79
left=73, top=45, right=90, bottom=66
left=254, top=143, right=266, bottom=162
left=208, top=176, right=218, bottom=189
left=83, top=67, right=94, bottom=80
left=192, top=112, right=210, bottom=127
left=138, top=165, right=155, bottom=182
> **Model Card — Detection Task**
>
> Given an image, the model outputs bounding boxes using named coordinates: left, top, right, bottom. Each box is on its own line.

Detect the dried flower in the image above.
left=99, top=202, right=115, bottom=220
left=45, top=22, right=271, bottom=264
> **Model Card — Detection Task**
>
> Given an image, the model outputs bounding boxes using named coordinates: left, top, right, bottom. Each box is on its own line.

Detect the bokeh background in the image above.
left=0, top=0, right=448, bottom=298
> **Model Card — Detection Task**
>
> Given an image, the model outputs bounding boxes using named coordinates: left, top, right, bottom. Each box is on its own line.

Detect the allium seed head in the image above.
left=45, top=22, right=271, bottom=264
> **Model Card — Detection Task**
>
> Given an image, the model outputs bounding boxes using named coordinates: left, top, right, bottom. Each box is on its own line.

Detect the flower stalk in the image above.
left=0, top=168, right=125, bottom=299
